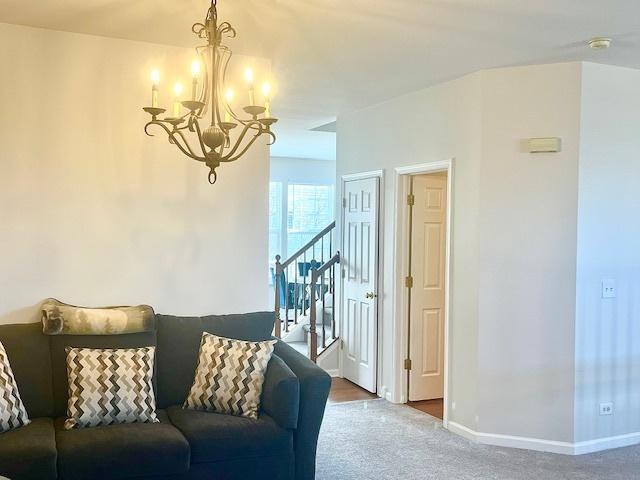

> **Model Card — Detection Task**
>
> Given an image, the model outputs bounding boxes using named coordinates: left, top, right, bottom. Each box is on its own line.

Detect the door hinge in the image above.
left=342, top=198, right=347, bottom=208
left=405, top=276, right=413, bottom=288
left=404, top=358, right=412, bottom=370
left=407, top=194, right=415, bottom=206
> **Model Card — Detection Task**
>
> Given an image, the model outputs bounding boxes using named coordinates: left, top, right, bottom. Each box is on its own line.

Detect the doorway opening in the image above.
left=393, top=160, right=453, bottom=426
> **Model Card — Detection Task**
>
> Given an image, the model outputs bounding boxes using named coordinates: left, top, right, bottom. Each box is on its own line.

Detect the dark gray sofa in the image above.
left=0, top=312, right=331, bottom=480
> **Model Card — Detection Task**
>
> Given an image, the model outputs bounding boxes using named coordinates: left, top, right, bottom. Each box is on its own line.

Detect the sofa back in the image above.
left=0, top=322, right=54, bottom=418
left=0, top=310, right=275, bottom=418
left=155, top=312, right=275, bottom=408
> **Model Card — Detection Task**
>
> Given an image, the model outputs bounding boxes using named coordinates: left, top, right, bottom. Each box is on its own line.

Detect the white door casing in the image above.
left=341, top=177, right=379, bottom=393
left=409, top=173, right=447, bottom=401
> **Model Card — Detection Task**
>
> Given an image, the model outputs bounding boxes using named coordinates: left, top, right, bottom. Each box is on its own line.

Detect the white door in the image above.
left=409, top=173, right=447, bottom=401
left=341, top=177, right=379, bottom=393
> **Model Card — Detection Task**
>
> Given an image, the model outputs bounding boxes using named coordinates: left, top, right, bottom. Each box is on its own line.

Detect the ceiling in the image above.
left=2, top=0, right=639, bottom=160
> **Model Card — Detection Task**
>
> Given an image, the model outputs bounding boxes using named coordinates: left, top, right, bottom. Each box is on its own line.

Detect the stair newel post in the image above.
left=309, top=263, right=319, bottom=362
left=274, top=255, right=282, bottom=338
left=332, top=251, right=339, bottom=340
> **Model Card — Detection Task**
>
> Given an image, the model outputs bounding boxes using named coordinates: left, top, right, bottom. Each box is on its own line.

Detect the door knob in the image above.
left=365, top=292, right=377, bottom=299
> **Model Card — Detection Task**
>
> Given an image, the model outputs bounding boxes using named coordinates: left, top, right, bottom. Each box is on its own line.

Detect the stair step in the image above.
left=285, top=338, right=338, bottom=359
left=287, top=341, right=308, bottom=356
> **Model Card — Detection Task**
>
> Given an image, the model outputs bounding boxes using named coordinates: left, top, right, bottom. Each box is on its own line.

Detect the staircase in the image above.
left=273, top=221, right=340, bottom=362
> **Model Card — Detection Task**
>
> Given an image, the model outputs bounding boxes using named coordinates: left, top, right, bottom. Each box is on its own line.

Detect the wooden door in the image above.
left=409, top=173, right=447, bottom=401
left=341, top=177, right=379, bottom=393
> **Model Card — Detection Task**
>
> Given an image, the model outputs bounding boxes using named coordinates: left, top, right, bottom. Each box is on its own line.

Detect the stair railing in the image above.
left=273, top=221, right=336, bottom=339
left=308, top=252, right=341, bottom=362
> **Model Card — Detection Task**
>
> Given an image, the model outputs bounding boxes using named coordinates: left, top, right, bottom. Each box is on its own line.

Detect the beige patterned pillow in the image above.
left=0, top=341, right=30, bottom=432
left=65, top=347, right=159, bottom=429
left=184, top=333, right=276, bottom=420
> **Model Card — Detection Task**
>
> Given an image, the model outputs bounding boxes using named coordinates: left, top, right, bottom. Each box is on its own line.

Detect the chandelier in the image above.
left=143, top=0, right=277, bottom=184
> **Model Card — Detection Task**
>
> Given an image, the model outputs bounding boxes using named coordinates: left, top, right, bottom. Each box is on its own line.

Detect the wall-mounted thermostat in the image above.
left=527, top=137, right=562, bottom=153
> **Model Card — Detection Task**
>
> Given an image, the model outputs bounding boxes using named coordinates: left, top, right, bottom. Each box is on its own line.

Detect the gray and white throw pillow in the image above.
left=0, top=341, right=30, bottom=432
left=64, top=346, right=159, bottom=429
left=184, top=333, right=276, bottom=420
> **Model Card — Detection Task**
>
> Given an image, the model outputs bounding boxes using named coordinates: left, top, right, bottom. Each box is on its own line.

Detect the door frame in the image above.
left=392, top=159, right=454, bottom=427
left=339, top=170, right=384, bottom=394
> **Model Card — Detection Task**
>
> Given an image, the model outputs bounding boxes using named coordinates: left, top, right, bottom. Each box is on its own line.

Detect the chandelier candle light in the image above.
left=143, top=0, right=277, bottom=184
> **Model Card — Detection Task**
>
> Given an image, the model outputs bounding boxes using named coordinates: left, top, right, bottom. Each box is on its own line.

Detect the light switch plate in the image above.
left=602, top=279, right=616, bottom=298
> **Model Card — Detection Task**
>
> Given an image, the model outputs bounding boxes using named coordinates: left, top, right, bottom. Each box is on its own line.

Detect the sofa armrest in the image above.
left=262, top=354, right=300, bottom=429
left=274, top=340, right=331, bottom=480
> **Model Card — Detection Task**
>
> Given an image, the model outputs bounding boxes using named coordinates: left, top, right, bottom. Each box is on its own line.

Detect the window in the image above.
left=268, top=182, right=283, bottom=263
left=286, top=184, right=334, bottom=257
left=268, top=182, right=335, bottom=263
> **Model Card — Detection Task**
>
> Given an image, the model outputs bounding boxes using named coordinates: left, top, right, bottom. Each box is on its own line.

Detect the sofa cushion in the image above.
left=55, top=409, right=189, bottom=480
left=155, top=312, right=275, bottom=409
left=167, top=406, right=293, bottom=465
left=0, top=322, right=54, bottom=418
left=49, top=331, right=157, bottom=417
left=0, top=417, right=57, bottom=480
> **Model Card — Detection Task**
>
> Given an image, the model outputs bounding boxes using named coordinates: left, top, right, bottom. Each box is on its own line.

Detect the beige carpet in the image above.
left=316, top=399, right=640, bottom=480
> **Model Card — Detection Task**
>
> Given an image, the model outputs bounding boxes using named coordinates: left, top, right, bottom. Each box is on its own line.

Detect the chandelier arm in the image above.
left=172, top=130, right=205, bottom=161
left=220, top=121, right=260, bottom=158
left=191, top=118, right=211, bottom=157
left=222, top=129, right=263, bottom=163
left=147, top=121, right=205, bottom=162
left=265, top=129, right=276, bottom=146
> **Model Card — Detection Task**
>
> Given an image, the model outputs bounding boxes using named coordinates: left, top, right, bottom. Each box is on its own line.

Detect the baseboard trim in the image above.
left=446, top=422, right=640, bottom=455
left=574, top=431, right=640, bottom=455
left=324, top=369, right=340, bottom=377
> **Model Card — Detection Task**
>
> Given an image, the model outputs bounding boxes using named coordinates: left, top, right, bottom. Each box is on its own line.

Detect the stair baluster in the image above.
left=273, top=221, right=340, bottom=362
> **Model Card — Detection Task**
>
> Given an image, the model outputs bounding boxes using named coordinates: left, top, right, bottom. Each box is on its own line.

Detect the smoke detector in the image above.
left=588, top=37, right=612, bottom=50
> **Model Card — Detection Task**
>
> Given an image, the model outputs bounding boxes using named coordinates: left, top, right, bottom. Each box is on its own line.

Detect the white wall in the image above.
left=338, top=72, right=483, bottom=430
left=477, top=63, right=581, bottom=442
left=575, top=62, right=640, bottom=442
left=270, top=156, right=335, bottom=185
left=338, top=62, right=583, bottom=442
left=0, top=23, right=271, bottom=324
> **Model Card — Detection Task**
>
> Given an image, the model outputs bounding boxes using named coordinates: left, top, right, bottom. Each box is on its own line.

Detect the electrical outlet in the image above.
left=599, top=402, right=614, bottom=416
left=602, top=279, right=616, bottom=298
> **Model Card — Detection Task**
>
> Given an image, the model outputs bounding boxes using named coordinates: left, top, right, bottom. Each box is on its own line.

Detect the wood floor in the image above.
left=328, top=378, right=444, bottom=420
left=329, top=377, right=377, bottom=403
left=407, top=398, right=444, bottom=420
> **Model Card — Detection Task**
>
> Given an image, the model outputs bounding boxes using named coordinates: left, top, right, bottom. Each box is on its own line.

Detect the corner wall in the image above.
left=575, top=62, right=640, bottom=443
left=477, top=63, right=581, bottom=443
left=0, top=23, right=271, bottom=323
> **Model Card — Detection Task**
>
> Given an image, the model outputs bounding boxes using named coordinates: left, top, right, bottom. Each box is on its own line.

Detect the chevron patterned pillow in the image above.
left=184, top=333, right=276, bottom=420
left=0, top=341, right=30, bottom=432
left=64, top=346, right=159, bottom=429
